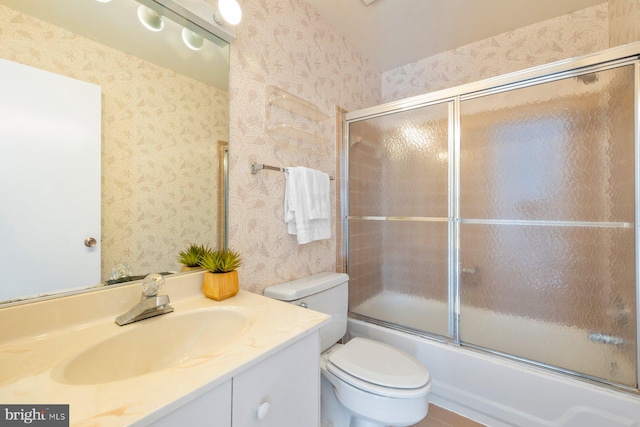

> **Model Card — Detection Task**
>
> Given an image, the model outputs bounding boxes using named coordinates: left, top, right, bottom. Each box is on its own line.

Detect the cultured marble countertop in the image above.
left=0, top=272, right=329, bottom=426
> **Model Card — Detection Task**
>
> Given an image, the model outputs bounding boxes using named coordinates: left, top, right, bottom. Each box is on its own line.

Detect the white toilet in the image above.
left=264, top=272, right=431, bottom=427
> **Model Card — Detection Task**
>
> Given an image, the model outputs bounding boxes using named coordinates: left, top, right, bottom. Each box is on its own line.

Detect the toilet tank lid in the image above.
left=263, top=272, right=349, bottom=301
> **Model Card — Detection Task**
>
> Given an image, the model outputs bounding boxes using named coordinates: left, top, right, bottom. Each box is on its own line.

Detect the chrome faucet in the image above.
left=115, top=273, right=174, bottom=326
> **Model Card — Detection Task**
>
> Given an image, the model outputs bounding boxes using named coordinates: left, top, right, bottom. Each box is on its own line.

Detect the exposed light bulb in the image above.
left=214, top=0, right=242, bottom=26
left=182, top=28, right=204, bottom=50
left=137, top=5, right=165, bottom=32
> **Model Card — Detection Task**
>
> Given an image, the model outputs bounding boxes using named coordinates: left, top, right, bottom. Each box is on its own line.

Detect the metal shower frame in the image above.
left=342, top=41, right=640, bottom=394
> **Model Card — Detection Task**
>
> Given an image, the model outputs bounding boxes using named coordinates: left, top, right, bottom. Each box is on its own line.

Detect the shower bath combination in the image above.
left=342, top=42, right=640, bottom=424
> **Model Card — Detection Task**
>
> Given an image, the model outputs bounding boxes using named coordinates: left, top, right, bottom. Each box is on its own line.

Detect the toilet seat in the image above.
left=326, top=337, right=431, bottom=399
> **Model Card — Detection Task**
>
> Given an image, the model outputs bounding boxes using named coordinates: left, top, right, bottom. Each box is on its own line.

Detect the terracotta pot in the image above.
left=203, top=270, right=239, bottom=301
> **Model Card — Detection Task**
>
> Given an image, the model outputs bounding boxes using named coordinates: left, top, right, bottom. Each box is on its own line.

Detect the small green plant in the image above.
left=177, top=243, right=210, bottom=267
left=199, top=248, right=242, bottom=273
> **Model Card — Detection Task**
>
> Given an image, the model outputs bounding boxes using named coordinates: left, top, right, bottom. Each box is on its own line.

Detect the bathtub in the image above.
left=348, top=293, right=640, bottom=427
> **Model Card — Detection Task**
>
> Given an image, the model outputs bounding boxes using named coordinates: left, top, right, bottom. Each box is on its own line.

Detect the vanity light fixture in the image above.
left=137, top=5, right=165, bottom=32
left=95, top=0, right=112, bottom=3
left=213, top=0, right=242, bottom=26
left=181, top=28, right=204, bottom=50
left=139, top=0, right=238, bottom=43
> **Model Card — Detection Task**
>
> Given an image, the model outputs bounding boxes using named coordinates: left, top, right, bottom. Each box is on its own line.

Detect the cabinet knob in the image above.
left=84, top=237, right=97, bottom=247
left=256, top=401, right=270, bottom=420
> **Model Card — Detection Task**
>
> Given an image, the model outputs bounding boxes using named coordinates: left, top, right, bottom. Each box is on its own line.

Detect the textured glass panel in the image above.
left=348, top=219, right=384, bottom=306
left=349, top=102, right=449, bottom=218
left=349, top=219, right=450, bottom=337
left=347, top=63, right=638, bottom=388
left=459, top=223, right=636, bottom=386
left=460, top=66, right=635, bottom=223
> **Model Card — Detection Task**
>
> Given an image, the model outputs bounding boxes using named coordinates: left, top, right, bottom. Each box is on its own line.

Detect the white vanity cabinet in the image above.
left=150, top=379, right=232, bottom=427
left=232, top=332, right=319, bottom=427
left=149, top=331, right=320, bottom=427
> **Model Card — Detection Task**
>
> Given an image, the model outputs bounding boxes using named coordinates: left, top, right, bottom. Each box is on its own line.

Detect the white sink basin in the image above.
left=51, top=308, right=249, bottom=385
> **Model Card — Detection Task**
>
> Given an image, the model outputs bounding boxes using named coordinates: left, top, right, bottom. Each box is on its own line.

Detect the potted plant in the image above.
left=177, top=243, right=209, bottom=272
left=199, top=248, right=242, bottom=301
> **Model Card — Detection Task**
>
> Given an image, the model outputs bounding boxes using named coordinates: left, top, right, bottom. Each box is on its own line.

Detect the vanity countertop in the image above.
left=0, top=272, right=329, bottom=426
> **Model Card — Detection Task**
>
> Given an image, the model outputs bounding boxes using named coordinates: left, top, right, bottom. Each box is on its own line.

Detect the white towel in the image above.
left=284, top=166, right=331, bottom=244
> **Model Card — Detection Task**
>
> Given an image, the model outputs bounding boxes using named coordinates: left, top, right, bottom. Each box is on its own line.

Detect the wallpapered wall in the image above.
left=380, top=1, right=640, bottom=103
left=227, top=0, right=380, bottom=293
left=381, top=3, right=610, bottom=102
left=0, top=6, right=229, bottom=280
left=229, top=0, right=640, bottom=295
left=609, top=0, right=640, bottom=47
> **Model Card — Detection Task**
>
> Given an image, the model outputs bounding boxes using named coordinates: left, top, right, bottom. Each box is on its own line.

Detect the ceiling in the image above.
left=301, top=0, right=607, bottom=72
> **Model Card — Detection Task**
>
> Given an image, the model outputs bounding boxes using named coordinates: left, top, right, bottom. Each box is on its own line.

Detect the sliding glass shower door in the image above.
left=458, top=64, right=636, bottom=386
left=348, top=101, right=452, bottom=338
left=346, top=59, right=638, bottom=389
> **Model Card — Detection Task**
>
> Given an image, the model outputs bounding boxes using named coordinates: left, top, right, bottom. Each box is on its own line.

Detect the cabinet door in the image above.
left=232, top=332, right=320, bottom=427
left=150, top=379, right=232, bottom=427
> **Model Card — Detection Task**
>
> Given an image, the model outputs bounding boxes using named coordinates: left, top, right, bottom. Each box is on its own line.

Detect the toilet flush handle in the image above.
left=256, top=401, right=270, bottom=420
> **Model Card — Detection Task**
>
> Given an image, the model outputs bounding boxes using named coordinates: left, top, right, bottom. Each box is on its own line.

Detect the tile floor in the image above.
left=413, top=404, right=486, bottom=427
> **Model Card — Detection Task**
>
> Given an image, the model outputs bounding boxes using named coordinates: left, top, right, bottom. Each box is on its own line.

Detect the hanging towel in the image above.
left=284, top=166, right=331, bottom=244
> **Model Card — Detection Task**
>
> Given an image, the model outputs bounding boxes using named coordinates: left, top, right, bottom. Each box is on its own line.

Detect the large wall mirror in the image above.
left=0, top=0, right=229, bottom=304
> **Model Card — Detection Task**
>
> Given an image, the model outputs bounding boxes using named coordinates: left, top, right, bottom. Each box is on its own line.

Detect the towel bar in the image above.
left=251, top=162, right=335, bottom=180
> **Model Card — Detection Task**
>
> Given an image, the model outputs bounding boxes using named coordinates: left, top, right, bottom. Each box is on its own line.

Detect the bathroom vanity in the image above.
left=0, top=272, right=328, bottom=426
left=150, top=333, right=318, bottom=427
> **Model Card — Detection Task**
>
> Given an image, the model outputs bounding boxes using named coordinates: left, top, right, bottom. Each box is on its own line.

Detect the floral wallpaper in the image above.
left=0, top=5, right=228, bottom=281
left=609, top=0, right=640, bottom=46
left=227, top=0, right=381, bottom=294
left=381, top=3, right=610, bottom=102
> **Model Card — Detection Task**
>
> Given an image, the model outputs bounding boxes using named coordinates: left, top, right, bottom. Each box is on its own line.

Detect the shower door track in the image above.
left=344, top=45, right=640, bottom=123
left=343, top=41, right=640, bottom=393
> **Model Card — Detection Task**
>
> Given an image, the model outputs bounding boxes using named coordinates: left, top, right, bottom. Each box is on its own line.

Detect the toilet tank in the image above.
left=264, top=272, right=349, bottom=352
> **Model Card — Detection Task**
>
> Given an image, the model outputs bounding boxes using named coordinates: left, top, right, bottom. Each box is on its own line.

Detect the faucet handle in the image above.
left=141, top=273, right=165, bottom=297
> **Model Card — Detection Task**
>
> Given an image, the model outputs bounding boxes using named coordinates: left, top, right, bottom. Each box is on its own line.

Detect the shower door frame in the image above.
left=343, top=41, right=640, bottom=393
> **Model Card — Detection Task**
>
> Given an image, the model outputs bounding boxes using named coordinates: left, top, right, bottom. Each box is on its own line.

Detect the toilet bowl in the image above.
left=264, top=272, right=432, bottom=427
left=321, top=338, right=431, bottom=427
